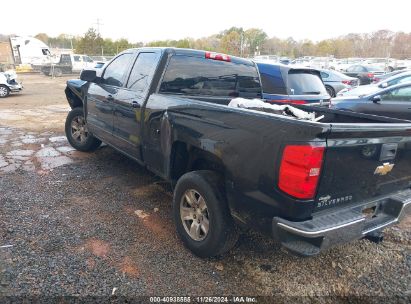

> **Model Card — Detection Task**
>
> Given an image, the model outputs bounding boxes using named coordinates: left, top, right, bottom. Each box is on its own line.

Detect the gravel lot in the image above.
left=0, top=74, right=410, bottom=302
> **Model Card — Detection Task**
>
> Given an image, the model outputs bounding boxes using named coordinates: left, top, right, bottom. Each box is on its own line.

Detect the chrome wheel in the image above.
left=0, top=86, right=9, bottom=97
left=71, top=115, right=88, bottom=143
left=180, top=189, right=209, bottom=241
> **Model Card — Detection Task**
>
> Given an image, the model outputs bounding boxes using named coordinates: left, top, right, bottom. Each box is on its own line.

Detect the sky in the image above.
left=2, top=0, right=411, bottom=43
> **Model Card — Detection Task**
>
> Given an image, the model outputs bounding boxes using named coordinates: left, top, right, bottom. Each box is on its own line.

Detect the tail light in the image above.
left=278, top=144, right=325, bottom=199
left=267, top=99, right=307, bottom=105
left=342, top=80, right=358, bottom=86
left=367, top=73, right=374, bottom=79
left=342, top=80, right=351, bottom=85
left=205, top=52, right=231, bottom=62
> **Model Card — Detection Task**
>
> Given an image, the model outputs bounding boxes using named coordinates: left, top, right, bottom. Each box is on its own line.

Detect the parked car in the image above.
left=0, top=70, right=23, bottom=98
left=64, top=47, right=411, bottom=258
left=344, top=64, right=386, bottom=85
left=363, top=58, right=395, bottom=72
left=331, top=82, right=411, bottom=120
left=40, top=54, right=95, bottom=76
left=329, top=58, right=363, bottom=72
left=338, top=70, right=411, bottom=97
left=373, top=69, right=411, bottom=83
left=319, top=69, right=359, bottom=97
left=256, top=63, right=330, bottom=105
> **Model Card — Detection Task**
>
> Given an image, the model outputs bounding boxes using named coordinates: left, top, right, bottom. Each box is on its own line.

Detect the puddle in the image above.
left=36, top=147, right=60, bottom=157
left=7, top=149, right=35, bottom=157
left=21, top=137, right=47, bottom=144
left=22, top=160, right=35, bottom=172
left=1, top=163, right=21, bottom=173
left=37, top=155, right=73, bottom=170
left=56, top=146, right=76, bottom=153
left=0, top=128, right=13, bottom=135
left=49, top=136, right=67, bottom=143
left=0, top=156, right=8, bottom=168
left=0, top=127, right=77, bottom=174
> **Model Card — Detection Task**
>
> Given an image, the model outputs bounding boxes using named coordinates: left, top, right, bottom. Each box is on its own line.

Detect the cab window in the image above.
left=102, top=53, right=133, bottom=87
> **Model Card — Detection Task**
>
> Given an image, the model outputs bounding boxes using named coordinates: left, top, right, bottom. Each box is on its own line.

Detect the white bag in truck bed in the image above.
left=228, top=98, right=324, bottom=122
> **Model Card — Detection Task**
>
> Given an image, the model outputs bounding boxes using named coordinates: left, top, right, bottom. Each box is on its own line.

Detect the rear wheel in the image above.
left=173, top=170, right=239, bottom=257
left=0, top=85, right=10, bottom=98
left=65, top=107, right=101, bottom=152
left=325, top=85, right=335, bottom=98
left=53, top=68, right=63, bottom=77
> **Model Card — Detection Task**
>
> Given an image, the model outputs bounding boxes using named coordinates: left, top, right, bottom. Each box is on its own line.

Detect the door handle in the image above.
left=106, top=95, right=114, bottom=101
left=131, top=101, right=140, bottom=109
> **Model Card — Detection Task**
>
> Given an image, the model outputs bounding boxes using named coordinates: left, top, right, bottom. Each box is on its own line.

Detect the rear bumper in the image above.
left=273, top=189, right=411, bottom=256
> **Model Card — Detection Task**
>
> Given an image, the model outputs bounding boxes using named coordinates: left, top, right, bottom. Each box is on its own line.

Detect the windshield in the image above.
left=287, top=70, right=327, bottom=95
left=367, top=65, right=385, bottom=72
left=378, top=73, right=411, bottom=86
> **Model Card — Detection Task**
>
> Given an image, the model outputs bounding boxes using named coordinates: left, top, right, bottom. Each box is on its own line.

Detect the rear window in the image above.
left=367, top=65, right=385, bottom=72
left=159, top=55, right=261, bottom=98
left=287, top=70, right=327, bottom=95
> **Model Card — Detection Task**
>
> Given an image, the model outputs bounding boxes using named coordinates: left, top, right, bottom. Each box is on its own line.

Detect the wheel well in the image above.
left=65, top=87, right=83, bottom=109
left=170, top=141, right=225, bottom=182
left=325, top=85, right=335, bottom=97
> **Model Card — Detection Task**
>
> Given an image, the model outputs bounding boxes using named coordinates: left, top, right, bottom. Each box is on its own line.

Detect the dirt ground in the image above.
left=0, top=74, right=410, bottom=302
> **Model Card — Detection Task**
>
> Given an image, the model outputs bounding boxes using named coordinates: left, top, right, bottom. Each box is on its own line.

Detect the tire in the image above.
left=0, top=85, right=10, bottom=98
left=65, top=107, right=101, bottom=152
left=173, top=170, right=239, bottom=257
left=53, top=68, right=63, bottom=77
left=325, top=85, right=335, bottom=98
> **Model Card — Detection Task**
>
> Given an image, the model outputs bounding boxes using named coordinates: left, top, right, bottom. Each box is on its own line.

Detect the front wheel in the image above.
left=0, top=85, right=10, bottom=98
left=173, top=170, right=239, bottom=257
left=65, top=107, right=101, bottom=152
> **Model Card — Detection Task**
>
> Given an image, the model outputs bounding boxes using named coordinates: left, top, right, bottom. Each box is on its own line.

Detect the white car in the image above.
left=0, top=70, right=23, bottom=98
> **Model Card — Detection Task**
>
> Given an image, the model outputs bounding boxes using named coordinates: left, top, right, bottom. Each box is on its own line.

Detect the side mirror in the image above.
left=379, top=82, right=388, bottom=88
left=80, top=69, right=97, bottom=82
left=372, top=95, right=382, bottom=103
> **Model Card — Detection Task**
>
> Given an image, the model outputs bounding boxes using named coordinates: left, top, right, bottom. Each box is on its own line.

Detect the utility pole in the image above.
left=95, top=18, right=103, bottom=36
left=94, top=18, right=104, bottom=56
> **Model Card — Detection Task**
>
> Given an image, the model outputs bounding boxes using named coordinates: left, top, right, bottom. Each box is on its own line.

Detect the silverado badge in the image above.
left=374, top=163, right=394, bottom=176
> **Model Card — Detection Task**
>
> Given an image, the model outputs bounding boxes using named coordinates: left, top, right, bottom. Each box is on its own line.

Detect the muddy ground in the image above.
left=0, top=74, right=410, bottom=302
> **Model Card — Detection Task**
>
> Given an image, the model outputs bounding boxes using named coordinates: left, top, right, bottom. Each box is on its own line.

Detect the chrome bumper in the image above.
left=273, top=189, right=411, bottom=256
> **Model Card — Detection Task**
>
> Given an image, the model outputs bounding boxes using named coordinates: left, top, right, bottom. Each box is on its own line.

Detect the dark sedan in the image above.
left=344, top=65, right=385, bottom=85
left=330, top=82, right=411, bottom=120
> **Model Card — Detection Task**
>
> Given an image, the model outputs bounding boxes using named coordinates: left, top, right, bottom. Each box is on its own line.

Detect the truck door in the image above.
left=112, top=51, right=161, bottom=160
left=72, top=55, right=83, bottom=72
left=86, top=53, right=133, bottom=142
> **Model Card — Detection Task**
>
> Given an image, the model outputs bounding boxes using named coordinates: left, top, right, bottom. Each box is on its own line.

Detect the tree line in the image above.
left=25, top=28, right=411, bottom=59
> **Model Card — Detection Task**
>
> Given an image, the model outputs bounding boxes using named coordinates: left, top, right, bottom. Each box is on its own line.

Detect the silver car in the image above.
left=338, top=70, right=411, bottom=97
left=319, top=69, right=359, bottom=97
left=0, top=71, right=23, bottom=98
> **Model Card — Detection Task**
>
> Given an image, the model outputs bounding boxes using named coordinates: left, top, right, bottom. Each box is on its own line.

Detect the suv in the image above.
left=256, top=63, right=330, bottom=105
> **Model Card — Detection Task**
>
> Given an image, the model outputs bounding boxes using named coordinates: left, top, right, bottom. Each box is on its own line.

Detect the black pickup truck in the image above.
left=64, top=47, right=411, bottom=257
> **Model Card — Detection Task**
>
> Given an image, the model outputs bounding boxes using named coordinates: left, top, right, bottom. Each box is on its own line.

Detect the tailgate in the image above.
left=315, top=123, right=411, bottom=211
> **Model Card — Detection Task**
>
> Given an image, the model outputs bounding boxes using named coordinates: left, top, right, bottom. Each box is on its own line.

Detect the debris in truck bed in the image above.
left=228, top=98, right=324, bottom=122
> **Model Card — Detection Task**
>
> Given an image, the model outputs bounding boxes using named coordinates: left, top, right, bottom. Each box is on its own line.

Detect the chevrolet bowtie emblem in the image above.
left=374, top=163, right=395, bottom=176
